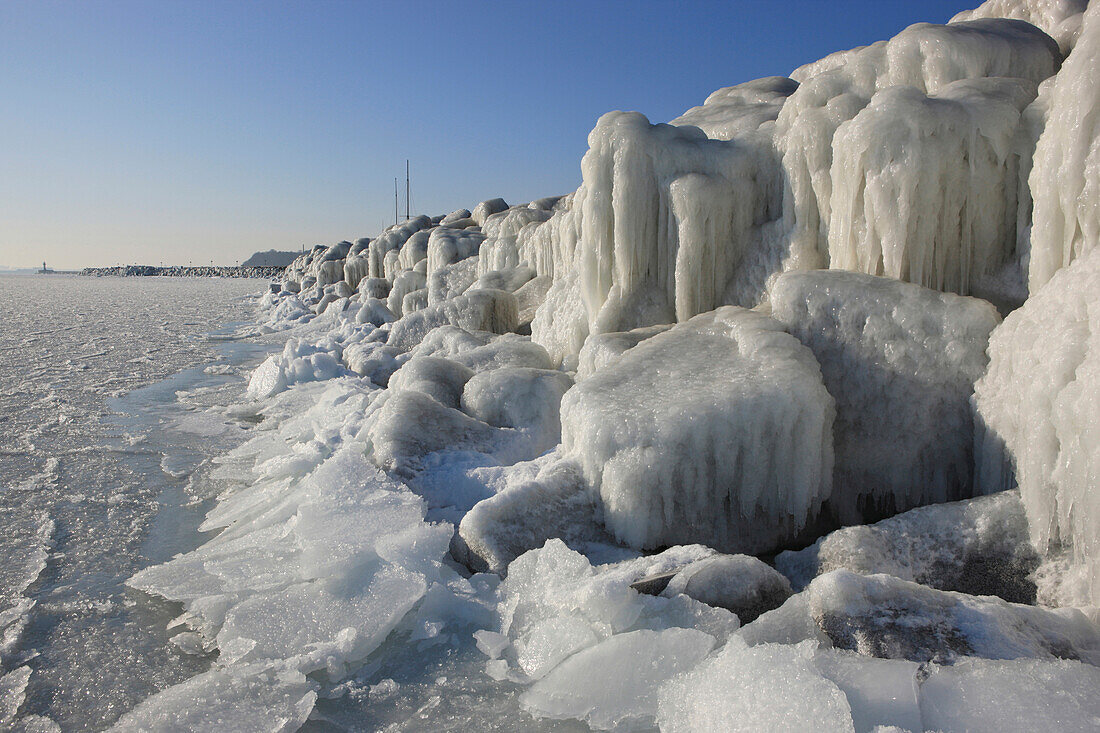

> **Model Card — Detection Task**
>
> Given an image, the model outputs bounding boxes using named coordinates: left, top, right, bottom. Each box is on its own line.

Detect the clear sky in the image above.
left=1, top=0, right=974, bottom=268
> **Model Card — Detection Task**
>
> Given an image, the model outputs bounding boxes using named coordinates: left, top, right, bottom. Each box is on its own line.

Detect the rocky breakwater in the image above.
left=81, top=264, right=286, bottom=279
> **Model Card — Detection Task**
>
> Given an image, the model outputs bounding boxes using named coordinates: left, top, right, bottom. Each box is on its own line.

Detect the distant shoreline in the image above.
left=80, top=264, right=285, bottom=279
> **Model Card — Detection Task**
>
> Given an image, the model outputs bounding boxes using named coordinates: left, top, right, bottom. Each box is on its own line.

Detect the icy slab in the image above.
left=769, top=270, right=1000, bottom=520
left=520, top=627, right=716, bottom=730
left=480, top=540, right=738, bottom=689
left=561, top=306, right=834, bottom=554
left=426, top=257, right=478, bottom=305
left=110, top=664, right=317, bottom=733
left=973, top=247, right=1100, bottom=604
left=0, top=666, right=32, bottom=729
left=455, top=455, right=611, bottom=574
left=813, top=649, right=922, bottom=733
left=511, top=275, right=552, bottom=330
left=657, top=638, right=855, bottom=733
left=919, top=656, right=1100, bottom=733
left=769, top=570, right=1100, bottom=665
left=664, top=554, right=793, bottom=624
left=471, top=197, right=508, bottom=226
left=1027, top=1, right=1100, bottom=291
left=777, top=490, right=1040, bottom=603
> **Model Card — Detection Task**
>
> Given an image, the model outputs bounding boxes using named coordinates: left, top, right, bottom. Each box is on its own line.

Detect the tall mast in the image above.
left=405, top=160, right=410, bottom=221
left=394, top=177, right=398, bottom=226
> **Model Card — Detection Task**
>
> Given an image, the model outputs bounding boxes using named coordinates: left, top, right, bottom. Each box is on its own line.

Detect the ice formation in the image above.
left=974, top=246, right=1100, bottom=605
left=1027, top=0, right=1100, bottom=291
left=768, top=270, right=1001, bottom=519
left=110, top=1, right=1100, bottom=730
left=560, top=306, right=835, bottom=554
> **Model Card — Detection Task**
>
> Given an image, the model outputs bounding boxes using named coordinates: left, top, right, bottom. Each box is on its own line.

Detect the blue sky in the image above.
left=0, top=0, right=972, bottom=268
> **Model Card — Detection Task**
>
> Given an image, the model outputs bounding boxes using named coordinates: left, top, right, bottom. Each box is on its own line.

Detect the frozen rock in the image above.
left=445, top=335, right=555, bottom=374
left=470, top=266, right=535, bottom=294
left=478, top=209, right=552, bottom=274
left=769, top=270, right=1001, bottom=520
left=342, top=341, right=404, bottom=386
left=520, top=627, right=716, bottom=730
left=352, top=297, right=396, bottom=327
left=974, top=247, right=1100, bottom=604
left=400, top=287, right=428, bottom=315
left=471, top=197, right=508, bottom=225
left=657, top=637, right=855, bottom=733
left=441, top=208, right=471, bottom=224
left=574, top=324, right=670, bottom=381
left=425, top=227, right=485, bottom=279
left=952, top=0, right=1087, bottom=54
left=365, top=390, right=498, bottom=476
left=246, top=337, right=351, bottom=399
left=561, top=306, right=835, bottom=554
left=776, top=490, right=1040, bottom=604
left=460, top=367, right=573, bottom=448
left=387, top=356, right=474, bottom=410
left=664, top=555, right=793, bottom=623
left=794, top=570, right=1100, bottom=665
left=386, top=289, right=518, bottom=351
left=387, top=269, right=427, bottom=317
left=455, top=456, right=610, bottom=574
left=671, top=76, right=799, bottom=140
left=511, top=275, right=553, bottom=330
left=357, top=277, right=390, bottom=299
left=426, top=257, right=478, bottom=304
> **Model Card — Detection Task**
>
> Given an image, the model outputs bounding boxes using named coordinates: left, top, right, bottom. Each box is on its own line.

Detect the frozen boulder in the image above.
left=663, top=555, right=793, bottom=623
left=427, top=257, right=478, bottom=304
left=470, top=266, right=535, bottom=294
left=387, top=356, right=474, bottom=410
left=460, top=367, right=573, bottom=448
left=471, top=197, right=508, bottom=225
left=387, top=269, right=427, bottom=317
left=776, top=490, right=1040, bottom=604
left=951, top=0, right=1087, bottom=55
left=769, top=270, right=1000, bottom=521
left=575, top=324, right=670, bottom=380
left=357, top=277, right=390, bottom=299
left=386, top=289, right=519, bottom=351
left=561, top=306, right=835, bottom=555
left=772, top=570, right=1100, bottom=665
left=455, top=457, right=609, bottom=575
left=446, top=335, right=555, bottom=374
left=512, top=274, right=553, bottom=330
left=352, top=297, right=396, bottom=328
left=342, top=341, right=404, bottom=387
left=365, top=390, right=498, bottom=476
left=974, top=246, right=1100, bottom=605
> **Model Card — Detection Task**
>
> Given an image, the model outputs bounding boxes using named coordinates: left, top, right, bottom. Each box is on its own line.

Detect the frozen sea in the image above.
left=0, top=273, right=271, bottom=730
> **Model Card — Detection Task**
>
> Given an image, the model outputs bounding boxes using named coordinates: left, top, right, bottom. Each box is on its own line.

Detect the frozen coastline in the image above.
left=70, top=0, right=1100, bottom=730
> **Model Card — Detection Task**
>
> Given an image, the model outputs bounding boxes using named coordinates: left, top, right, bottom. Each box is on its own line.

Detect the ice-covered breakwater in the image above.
left=112, top=0, right=1100, bottom=730
left=81, top=264, right=286, bottom=279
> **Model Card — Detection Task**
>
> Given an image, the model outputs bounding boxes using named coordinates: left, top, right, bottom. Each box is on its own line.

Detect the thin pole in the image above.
left=394, top=177, right=398, bottom=226
left=405, top=160, right=410, bottom=221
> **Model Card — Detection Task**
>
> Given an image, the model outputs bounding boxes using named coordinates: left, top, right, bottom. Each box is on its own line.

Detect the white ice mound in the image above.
left=561, top=306, right=834, bottom=554
left=827, top=78, right=1038, bottom=296
left=671, top=76, right=798, bottom=141
left=1027, top=0, right=1100, bottom=292
left=460, top=367, right=573, bottom=449
left=776, top=490, right=1039, bottom=604
left=246, top=336, right=351, bottom=399
left=973, top=246, right=1100, bottom=604
left=778, top=18, right=1059, bottom=281
left=768, top=270, right=1001, bottom=520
